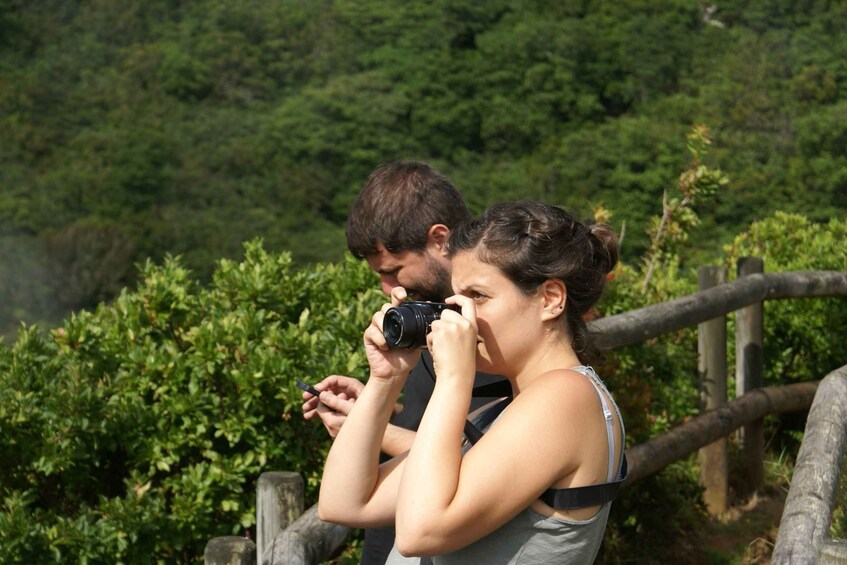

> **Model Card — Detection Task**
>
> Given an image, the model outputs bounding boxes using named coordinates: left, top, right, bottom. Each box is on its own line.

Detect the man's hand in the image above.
left=301, top=375, right=362, bottom=438
left=301, top=374, right=409, bottom=453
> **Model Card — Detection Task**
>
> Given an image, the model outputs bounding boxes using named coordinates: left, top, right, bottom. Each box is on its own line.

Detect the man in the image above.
left=301, top=160, right=506, bottom=564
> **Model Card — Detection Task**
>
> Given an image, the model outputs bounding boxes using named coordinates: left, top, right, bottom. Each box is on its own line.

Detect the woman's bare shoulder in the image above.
left=510, top=368, right=605, bottom=422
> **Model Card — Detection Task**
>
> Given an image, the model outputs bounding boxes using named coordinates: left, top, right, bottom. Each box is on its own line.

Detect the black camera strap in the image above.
left=462, top=380, right=513, bottom=442
left=470, top=380, right=512, bottom=398
left=414, top=359, right=625, bottom=563
left=462, top=396, right=511, bottom=445
left=464, top=397, right=628, bottom=510
left=419, top=350, right=511, bottom=444
left=539, top=456, right=628, bottom=509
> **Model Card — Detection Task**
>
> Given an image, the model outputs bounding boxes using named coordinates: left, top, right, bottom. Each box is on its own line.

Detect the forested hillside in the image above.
left=1, top=0, right=846, bottom=336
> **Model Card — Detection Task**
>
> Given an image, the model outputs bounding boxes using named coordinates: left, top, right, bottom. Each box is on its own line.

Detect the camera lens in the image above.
left=383, top=302, right=458, bottom=349
left=383, top=308, right=411, bottom=348
left=383, top=302, right=434, bottom=348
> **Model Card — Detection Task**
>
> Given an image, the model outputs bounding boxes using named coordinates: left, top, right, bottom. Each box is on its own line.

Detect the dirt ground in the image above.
left=699, top=488, right=788, bottom=564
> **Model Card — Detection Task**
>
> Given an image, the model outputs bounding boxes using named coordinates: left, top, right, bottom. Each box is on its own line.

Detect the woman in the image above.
left=318, top=201, right=625, bottom=563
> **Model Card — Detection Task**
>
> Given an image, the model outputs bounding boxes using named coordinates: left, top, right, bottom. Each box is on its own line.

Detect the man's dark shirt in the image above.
left=360, top=351, right=507, bottom=565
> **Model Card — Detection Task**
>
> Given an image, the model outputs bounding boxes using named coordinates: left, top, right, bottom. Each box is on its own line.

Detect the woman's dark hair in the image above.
left=447, top=200, right=618, bottom=362
left=346, top=161, right=470, bottom=259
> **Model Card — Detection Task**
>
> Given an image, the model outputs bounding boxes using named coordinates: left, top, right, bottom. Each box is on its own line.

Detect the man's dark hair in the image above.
left=346, top=161, right=470, bottom=258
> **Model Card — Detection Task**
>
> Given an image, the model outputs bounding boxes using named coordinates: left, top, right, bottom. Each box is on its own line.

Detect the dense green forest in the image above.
left=1, top=0, right=846, bottom=337
left=1, top=2, right=846, bottom=561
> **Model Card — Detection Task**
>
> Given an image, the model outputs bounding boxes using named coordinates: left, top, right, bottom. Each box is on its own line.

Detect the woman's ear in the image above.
left=426, top=224, right=450, bottom=255
left=540, top=279, right=567, bottom=322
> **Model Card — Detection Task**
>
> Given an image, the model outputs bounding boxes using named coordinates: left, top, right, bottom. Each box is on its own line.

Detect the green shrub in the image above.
left=725, top=212, right=847, bottom=384
left=0, top=239, right=382, bottom=563
left=2, top=215, right=844, bottom=563
left=596, top=212, right=847, bottom=562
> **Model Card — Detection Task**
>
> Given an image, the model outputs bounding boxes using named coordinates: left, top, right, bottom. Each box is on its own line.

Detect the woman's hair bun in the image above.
left=588, top=223, right=619, bottom=276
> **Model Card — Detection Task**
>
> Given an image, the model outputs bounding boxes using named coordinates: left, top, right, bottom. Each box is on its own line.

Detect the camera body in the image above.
left=383, top=301, right=460, bottom=349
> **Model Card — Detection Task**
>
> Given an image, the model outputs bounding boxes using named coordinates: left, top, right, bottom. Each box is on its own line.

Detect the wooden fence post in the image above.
left=698, top=265, right=728, bottom=515
left=204, top=536, right=256, bottom=565
left=257, top=471, right=305, bottom=564
left=265, top=505, right=352, bottom=565
left=735, top=257, right=765, bottom=493
left=820, top=539, right=847, bottom=564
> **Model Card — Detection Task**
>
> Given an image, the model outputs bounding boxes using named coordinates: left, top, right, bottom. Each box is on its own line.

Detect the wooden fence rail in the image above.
left=595, top=268, right=847, bottom=513
left=588, top=270, right=847, bottom=349
left=626, top=380, right=820, bottom=483
left=205, top=267, right=847, bottom=563
left=772, top=365, right=847, bottom=564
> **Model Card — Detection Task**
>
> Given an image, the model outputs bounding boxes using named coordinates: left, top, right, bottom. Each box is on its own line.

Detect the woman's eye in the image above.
left=470, top=291, right=487, bottom=302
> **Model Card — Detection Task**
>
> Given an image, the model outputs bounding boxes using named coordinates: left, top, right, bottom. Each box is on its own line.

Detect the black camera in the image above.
left=382, top=301, right=460, bottom=349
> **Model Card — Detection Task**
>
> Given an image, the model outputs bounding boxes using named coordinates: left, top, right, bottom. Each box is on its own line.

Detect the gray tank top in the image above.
left=384, top=366, right=624, bottom=565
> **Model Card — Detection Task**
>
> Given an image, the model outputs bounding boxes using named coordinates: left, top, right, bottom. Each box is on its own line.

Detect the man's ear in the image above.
left=427, top=224, right=451, bottom=255
left=540, top=279, right=567, bottom=322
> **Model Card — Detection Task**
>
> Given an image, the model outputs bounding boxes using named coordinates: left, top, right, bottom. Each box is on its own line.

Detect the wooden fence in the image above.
left=205, top=266, right=847, bottom=564
left=772, top=366, right=847, bottom=564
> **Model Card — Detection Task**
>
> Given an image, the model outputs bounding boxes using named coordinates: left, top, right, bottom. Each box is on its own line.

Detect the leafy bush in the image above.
left=596, top=212, right=847, bottom=562
left=1, top=214, right=844, bottom=563
left=0, top=240, right=382, bottom=562
left=725, top=212, right=847, bottom=384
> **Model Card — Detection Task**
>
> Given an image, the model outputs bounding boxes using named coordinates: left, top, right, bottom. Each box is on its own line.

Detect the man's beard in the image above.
left=407, top=257, right=453, bottom=302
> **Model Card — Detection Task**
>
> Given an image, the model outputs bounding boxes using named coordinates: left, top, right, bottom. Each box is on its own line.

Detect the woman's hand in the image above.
left=363, top=287, right=422, bottom=384
left=426, top=294, right=478, bottom=386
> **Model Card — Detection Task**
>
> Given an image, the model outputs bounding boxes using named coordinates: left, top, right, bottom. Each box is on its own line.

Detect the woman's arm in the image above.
left=318, top=295, right=422, bottom=527
left=380, top=423, right=417, bottom=457
left=318, top=376, right=408, bottom=527
left=395, top=367, right=606, bottom=556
